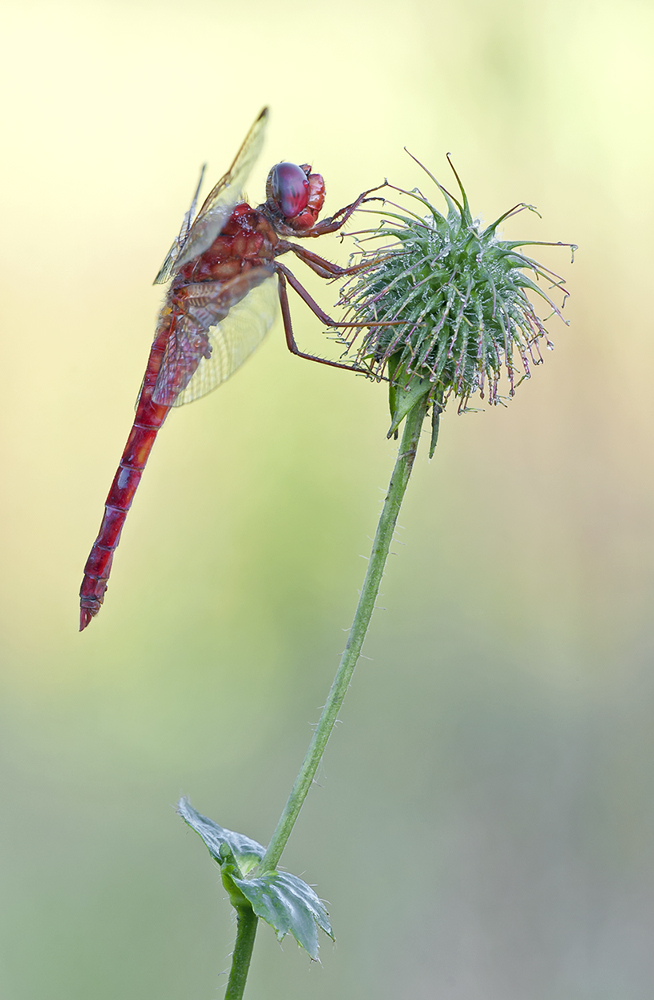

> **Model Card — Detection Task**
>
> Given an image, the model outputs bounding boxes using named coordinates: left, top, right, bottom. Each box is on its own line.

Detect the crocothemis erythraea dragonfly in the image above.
left=79, top=107, right=394, bottom=630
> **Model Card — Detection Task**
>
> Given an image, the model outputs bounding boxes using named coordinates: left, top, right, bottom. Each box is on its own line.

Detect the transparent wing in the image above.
left=172, top=274, right=279, bottom=406
left=154, top=165, right=207, bottom=285
left=154, top=107, right=269, bottom=285
left=152, top=272, right=279, bottom=408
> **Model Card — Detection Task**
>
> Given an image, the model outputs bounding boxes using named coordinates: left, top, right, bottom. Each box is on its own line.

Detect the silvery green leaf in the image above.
left=224, top=869, right=333, bottom=960
left=177, top=798, right=264, bottom=875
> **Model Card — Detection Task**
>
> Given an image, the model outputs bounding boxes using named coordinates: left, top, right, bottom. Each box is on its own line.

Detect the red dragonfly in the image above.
left=79, top=108, right=389, bottom=630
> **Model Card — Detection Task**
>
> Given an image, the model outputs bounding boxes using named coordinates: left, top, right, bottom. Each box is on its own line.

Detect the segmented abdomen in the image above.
left=78, top=316, right=172, bottom=631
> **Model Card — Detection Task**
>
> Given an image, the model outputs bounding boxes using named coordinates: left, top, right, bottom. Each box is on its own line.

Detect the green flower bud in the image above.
left=339, top=155, right=575, bottom=448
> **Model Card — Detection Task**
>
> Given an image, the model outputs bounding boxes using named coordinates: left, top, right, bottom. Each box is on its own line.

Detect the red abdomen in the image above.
left=79, top=317, right=172, bottom=630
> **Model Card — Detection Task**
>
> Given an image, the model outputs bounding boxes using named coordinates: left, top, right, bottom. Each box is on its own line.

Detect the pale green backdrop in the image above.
left=1, top=1, right=653, bottom=998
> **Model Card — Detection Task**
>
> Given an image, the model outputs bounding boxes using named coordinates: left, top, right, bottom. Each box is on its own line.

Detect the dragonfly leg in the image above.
left=276, top=240, right=382, bottom=279
left=275, top=262, right=404, bottom=376
left=299, top=183, right=388, bottom=238
left=276, top=268, right=370, bottom=375
left=275, top=261, right=400, bottom=331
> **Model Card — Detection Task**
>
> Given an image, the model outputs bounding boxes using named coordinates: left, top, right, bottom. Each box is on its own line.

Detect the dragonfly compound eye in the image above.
left=270, top=162, right=310, bottom=218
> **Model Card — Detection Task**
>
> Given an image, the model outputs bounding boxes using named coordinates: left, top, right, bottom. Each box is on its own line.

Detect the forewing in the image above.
left=172, top=108, right=269, bottom=274
left=153, top=108, right=268, bottom=285
left=171, top=274, right=279, bottom=406
left=154, top=165, right=207, bottom=285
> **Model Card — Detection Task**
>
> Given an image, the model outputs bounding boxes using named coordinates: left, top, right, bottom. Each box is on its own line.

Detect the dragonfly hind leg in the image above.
left=274, top=262, right=398, bottom=377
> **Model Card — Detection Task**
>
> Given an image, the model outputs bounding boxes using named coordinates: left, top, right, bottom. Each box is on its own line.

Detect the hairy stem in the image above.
left=259, top=396, right=429, bottom=874
left=224, top=906, right=258, bottom=1000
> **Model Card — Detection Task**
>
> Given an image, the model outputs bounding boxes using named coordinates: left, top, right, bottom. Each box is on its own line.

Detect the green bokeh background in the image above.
left=2, top=1, right=654, bottom=997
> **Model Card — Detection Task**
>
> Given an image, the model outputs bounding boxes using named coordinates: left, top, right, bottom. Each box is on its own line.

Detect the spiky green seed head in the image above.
left=339, top=156, right=575, bottom=445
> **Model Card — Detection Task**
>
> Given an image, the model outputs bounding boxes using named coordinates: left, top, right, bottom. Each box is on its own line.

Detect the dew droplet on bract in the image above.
left=338, top=163, right=573, bottom=411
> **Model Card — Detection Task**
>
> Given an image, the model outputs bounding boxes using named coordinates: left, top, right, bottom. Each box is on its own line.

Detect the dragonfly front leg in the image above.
left=299, top=183, right=387, bottom=238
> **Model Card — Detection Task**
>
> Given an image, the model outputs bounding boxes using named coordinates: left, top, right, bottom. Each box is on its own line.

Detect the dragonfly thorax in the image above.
left=176, top=204, right=277, bottom=284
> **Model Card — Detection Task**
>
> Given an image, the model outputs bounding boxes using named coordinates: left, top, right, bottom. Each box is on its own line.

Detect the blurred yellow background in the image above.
left=2, top=0, right=654, bottom=997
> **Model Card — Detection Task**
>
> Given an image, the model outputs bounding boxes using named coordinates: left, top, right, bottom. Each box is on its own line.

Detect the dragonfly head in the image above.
left=267, top=162, right=309, bottom=217
left=265, top=162, right=326, bottom=232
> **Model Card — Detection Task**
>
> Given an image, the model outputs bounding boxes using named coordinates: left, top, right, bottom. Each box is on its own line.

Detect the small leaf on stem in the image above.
left=224, top=869, right=333, bottom=960
left=178, top=797, right=332, bottom=959
left=177, top=797, right=264, bottom=874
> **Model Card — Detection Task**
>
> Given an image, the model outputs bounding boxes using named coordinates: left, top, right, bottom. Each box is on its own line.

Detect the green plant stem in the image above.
left=259, top=395, right=429, bottom=875
left=224, top=906, right=258, bottom=1000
